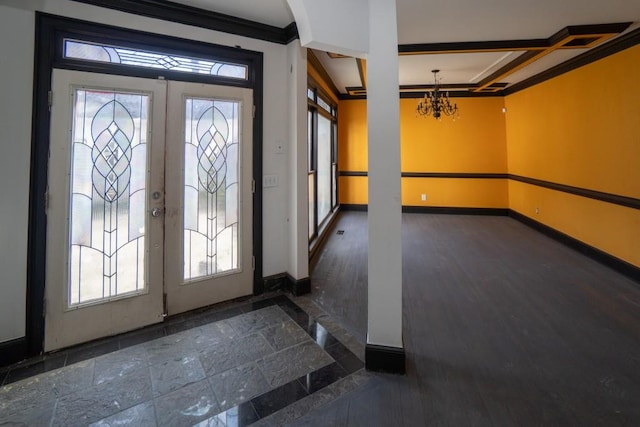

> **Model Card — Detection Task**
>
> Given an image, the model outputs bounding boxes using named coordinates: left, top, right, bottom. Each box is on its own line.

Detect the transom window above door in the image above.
left=63, top=39, right=248, bottom=80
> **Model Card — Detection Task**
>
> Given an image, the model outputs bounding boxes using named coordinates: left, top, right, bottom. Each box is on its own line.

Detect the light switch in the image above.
left=263, top=174, right=278, bottom=188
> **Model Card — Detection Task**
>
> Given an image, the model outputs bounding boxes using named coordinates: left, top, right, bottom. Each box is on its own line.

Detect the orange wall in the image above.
left=338, top=97, right=508, bottom=207
left=506, top=44, right=640, bottom=267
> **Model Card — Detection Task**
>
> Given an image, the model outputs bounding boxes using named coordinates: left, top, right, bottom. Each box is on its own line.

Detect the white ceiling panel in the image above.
left=398, top=52, right=522, bottom=86
left=172, top=0, right=294, bottom=27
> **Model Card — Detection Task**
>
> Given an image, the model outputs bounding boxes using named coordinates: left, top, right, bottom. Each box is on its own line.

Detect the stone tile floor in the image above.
left=0, top=294, right=369, bottom=426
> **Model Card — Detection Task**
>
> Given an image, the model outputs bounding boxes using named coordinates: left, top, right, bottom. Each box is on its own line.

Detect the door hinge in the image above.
left=42, top=298, right=46, bottom=317
left=48, top=91, right=53, bottom=112
left=252, top=105, right=256, bottom=119
left=252, top=255, right=255, bottom=271
left=251, top=179, right=256, bottom=193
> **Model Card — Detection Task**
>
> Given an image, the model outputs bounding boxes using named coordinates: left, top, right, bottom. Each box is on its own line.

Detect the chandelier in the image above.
left=416, top=69, right=458, bottom=120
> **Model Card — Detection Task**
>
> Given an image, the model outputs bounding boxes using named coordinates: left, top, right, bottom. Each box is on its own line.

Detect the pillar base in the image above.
left=365, top=343, right=406, bottom=374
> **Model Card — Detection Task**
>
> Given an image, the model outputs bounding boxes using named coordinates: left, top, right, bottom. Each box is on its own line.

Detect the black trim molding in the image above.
left=286, top=274, right=311, bottom=296
left=0, top=338, right=27, bottom=367
left=365, top=344, right=406, bottom=374
left=339, top=171, right=640, bottom=211
left=505, top=26, right=640, bottom=95
left=339, top=171, right=368, bottom=177
left=509, top=211, right=640, bottom=284
left=340, top=204, right=368, bottom=212
left=402, top=172, right=508, bottom=179
left=403, top=206, right=509, bottom=216
left=510, top=175, right=640, bottom=210
left=71, top=0, right=298, bottom=44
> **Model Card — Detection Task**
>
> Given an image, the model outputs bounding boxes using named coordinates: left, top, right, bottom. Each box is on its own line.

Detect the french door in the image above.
left=45, top=70, right=253, bottom=351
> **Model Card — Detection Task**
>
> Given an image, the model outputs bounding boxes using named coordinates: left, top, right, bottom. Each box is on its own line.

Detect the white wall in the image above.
left=0, top=0, right=295, bottom=343
left=0, top=5, right=34, bottom=343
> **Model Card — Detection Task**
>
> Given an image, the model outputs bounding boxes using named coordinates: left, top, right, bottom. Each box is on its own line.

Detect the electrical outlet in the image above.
left=421, top=194, right=427, bottom=201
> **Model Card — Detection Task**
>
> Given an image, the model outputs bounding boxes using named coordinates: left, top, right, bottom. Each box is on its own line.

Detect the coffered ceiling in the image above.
left=162, top=0, right=640, bottom=97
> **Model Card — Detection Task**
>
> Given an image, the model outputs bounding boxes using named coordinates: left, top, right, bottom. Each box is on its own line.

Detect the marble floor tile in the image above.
left=0, top=295, right=370, bottom=427
left=250, top=380, right=308, bottom=419
left=150, top=354, right=206, bottom=397
left=297, top=362, right=348, bottom=394
left=145, top=331, right=195, bottom=366
left=251, top=386, right=336, bottom=427
left=0, top=399, right=56, bottom=427
left=191, top=320, right=238, bottom=352
left=0, top=359, right=95, bottom=411
left=89, top=400, right=157, bottom=427
left=192, top=402, right=260, bottom=427
left=3, top=353, right=67, bottom=385
left=260, top=320, right=312, bottom=351
left=153, top=379, right=220, bottom=427
left=227, top=306, right=290, bottom=335
left=93, top=345, right=148, bottom=386
left=66, top=340, right=120, bottom=366
left=199, top=332, right=274, bottom=376
left=209, top=362, right=270, bottom=411
left=257, top=341, right=334, bottom=389
left=53, top=365, right=152, bottom=426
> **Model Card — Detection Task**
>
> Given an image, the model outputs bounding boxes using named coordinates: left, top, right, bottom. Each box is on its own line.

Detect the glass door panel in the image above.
left=69, top=89, right=149, bottom=305
left=183, top=98, right=240, bottom=281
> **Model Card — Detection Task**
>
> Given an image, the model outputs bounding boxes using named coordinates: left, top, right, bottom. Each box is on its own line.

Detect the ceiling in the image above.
left=170, top=0, right=640, bottom=96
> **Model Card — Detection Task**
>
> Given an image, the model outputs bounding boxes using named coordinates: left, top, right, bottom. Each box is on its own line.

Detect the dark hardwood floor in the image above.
left=299, top=211, right=640, bottom=426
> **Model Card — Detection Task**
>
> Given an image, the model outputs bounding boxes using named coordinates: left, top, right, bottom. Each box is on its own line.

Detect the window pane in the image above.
left=332, top=163, right=337, bottom=208
left=64, top=39, right=248, bottom=80
left=317, top=115, right=332, bottom=224
left=308, top=173, right=315, bottom=239
left=317, top=96, right=332, bottom=114
left=307, top=88, right=315, bottom=101
left=69, top=89, right=149, bottom=306
left=183, top=97, right=240, bottom=281
left=308, top=110, right=313, bottom=172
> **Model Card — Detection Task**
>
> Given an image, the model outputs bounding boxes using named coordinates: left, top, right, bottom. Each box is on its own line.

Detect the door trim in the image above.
left=27, top=13, right=264, bottom=358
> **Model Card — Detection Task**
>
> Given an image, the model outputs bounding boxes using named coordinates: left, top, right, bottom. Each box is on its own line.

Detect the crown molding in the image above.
left=71, top=0, right=299, bottom=44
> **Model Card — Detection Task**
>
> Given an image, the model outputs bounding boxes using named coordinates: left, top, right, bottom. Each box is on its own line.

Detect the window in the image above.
left=308, top=87, right=338, bottom=244
left=64, top=39, right=248, bottom=79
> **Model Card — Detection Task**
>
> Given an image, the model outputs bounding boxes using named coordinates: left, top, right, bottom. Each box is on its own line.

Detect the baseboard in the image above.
left=403, top=206, right=509, bottom=215
left=263, top=273, right=287, bottom=292
left=341, top=204, right=509, bottom=216
left=365, top=343, right=406, bottom=374
left=286, top=273, right=311, bottom=296
left=0, top=337, right=27, bottom=368
left=340, top=204, right=368, bottom=212
left=509, top=210, right=640, bottom=284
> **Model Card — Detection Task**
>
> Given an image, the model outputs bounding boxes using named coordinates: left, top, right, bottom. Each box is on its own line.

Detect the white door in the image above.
left=45, top=70, right=253, bottom=351
left=164, top=81, right=253, bottom=314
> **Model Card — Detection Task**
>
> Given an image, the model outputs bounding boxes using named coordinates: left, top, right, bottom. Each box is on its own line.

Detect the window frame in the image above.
left=307, top=81, right=338, bottom=247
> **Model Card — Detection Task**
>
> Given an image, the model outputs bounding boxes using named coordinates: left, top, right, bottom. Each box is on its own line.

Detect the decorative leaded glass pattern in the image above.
left=64, top=39, right=248, bottom=80
left=184, top=98, right=240, bottom=281
left=316, top=96, right=332, bottom=114
left=69, top=89, right=149, bottom=305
